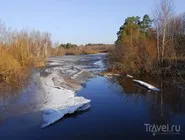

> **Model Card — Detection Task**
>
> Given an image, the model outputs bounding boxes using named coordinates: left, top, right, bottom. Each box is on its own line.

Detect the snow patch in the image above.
left=126, top=74, right=133, bottom=78
left=77, top=103, right=91, bottom=111
left=94, top=60, right=104, bottom=68
left=49, top=62, right=60, bottom=65
left=133, top=79, right=160, bottom=92
left=40, top=66, right=91, bottom=128
left=103, top=73, right=120, bottom=78
left=71, top=70, right=84, bottom=79
left=41, top=97, right=90, bottom=128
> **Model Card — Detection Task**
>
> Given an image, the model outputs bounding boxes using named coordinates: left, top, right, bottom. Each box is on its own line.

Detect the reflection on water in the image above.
left=117, top=76, right=185, bottom=125
left=0, top=53, right=185, bottom=139
left=0, top=75, right=185, bottom=139
left=0, top=71, right=45, bottom=119
left=0, top=87, right=24, bottom=103
left=0, top=68, right=32, bottom=100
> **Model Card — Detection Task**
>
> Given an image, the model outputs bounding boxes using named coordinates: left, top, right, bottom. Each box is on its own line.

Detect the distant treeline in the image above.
left=109, top=0, right=185, bottom=80
left=58, top=43, right=110, bottom=49
left=50, top=43, right=113, bottom=56
left=0, top=21, right=113, bottom=89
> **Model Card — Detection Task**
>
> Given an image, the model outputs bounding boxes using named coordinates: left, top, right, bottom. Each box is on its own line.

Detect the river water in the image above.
left=0, top=53, right=185, bottom=139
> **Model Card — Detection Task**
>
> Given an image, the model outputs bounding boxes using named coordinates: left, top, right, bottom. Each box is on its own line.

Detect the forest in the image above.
left=109, top=0, right=185, bottom=80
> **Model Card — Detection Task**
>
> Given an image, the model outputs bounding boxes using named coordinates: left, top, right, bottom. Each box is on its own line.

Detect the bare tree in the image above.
left=154, top=0, right=174, bottom=63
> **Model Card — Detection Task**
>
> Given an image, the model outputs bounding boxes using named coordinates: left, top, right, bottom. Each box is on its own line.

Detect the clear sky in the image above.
left=0, top=0, right=184, bottom=45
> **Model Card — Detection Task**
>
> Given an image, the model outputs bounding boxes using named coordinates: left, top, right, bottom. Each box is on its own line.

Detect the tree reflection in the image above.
left=115, top=76, right=185, bottom=124
left=0, top=75, right=30, bottom=104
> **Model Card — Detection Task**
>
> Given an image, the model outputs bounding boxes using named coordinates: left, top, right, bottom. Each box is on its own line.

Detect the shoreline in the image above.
left=40, top=59, right=93, bottom=127
left=39, top=54, right=106, bottom=127
left=0, top=53, right=107, bottom=128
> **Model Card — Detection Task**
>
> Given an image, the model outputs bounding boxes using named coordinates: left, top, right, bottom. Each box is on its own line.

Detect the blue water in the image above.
left=1, top=76, right=184, bottom=139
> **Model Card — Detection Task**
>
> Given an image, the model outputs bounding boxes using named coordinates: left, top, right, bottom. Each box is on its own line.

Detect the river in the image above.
left=0, top=53, right=185, bottom=139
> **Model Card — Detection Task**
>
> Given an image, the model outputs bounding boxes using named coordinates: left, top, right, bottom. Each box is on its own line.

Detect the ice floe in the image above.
left=126, top=74, right=133, bottom=78
left=71, top=70, right=84, bottom=79
left=133, top=79, right=160, bottom=92
left=39, top=54, right=108, bottom=128
left=49, top=62, right=60, bottom=65
left=41, top=96, right=90, bottom=128
left=40, top=63, right=91, bottom=128
left=94, top=60, right=104, bottom=67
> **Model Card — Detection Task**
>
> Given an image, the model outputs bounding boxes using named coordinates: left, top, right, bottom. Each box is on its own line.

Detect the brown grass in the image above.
left=0, top=23, right=52, bottom=90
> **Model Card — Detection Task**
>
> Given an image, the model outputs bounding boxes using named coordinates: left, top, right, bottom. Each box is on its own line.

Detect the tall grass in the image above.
left=0, top=23, right=52, bottom=90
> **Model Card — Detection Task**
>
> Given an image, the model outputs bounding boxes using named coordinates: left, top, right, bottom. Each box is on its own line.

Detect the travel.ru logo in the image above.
left=144, top=123, right=181, bottom=136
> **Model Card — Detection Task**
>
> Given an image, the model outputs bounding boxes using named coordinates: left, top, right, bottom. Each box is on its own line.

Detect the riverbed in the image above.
left=0, top=53, right=185, bottom=139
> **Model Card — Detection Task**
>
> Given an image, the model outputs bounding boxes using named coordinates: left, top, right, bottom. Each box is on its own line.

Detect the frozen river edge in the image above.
left=40, top=54, right=106, bottom=128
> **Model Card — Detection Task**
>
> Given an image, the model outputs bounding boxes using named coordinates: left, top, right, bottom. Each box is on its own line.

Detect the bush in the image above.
left=0, top=23, right=52, bottom=90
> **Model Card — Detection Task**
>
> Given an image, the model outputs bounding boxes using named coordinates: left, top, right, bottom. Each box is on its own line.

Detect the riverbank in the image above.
left=40, top=55, right=95, bottom=127
left=0, top=53, right=107, bottom=128
left=1, top=53, right=185, bottom=139
left=0, top=28, right=50, bottom=90
left=39, top=54, right=107, bottom=128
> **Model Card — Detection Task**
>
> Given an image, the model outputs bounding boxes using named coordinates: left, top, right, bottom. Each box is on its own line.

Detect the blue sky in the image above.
left=0, top=0, right=184, bottom=45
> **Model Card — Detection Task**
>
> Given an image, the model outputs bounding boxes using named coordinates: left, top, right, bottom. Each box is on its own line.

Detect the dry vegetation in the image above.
left=0, top=22, right=52, bottom=90
left=109, top=0, right=185, bottom=80
left=0, top=21, right=112, bottom=90
left=50, top=43, right=113, bottom=56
